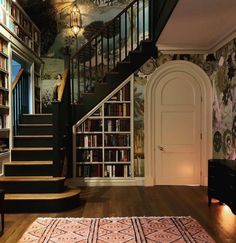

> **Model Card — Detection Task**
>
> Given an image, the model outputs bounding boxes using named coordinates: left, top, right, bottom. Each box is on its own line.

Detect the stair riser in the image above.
left=18, top=126, right=52, bottom=135
left=21, top=115, right=52, bottom=124
left=0, top=180, right=65, bottom=193
left=11, top=150, right=53, bottom=161
left=14, top=137, right=52, bottom=147
left=4, top=164, right=53, bottom=176
left=4, top=194, right=80, bottom=213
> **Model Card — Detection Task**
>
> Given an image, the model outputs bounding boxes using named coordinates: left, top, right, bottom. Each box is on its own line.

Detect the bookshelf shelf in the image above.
left=73, top=79, right=133, bottom=179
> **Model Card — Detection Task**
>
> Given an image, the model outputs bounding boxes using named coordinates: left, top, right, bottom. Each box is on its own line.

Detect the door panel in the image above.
left=155, top=72, right=201, bottom=185
left=161, top=111, right=196, bottom=145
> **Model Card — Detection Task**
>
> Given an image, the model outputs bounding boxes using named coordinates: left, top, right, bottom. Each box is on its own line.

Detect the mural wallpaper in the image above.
left=19, top=0, right=133, bottom=111
left=134, top=38, right=236, bottom=176
left=19, top=1, right=236, bottom=176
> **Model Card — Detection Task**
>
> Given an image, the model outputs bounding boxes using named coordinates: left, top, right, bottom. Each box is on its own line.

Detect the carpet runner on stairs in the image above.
left=0, top=113, right=80, bottom=213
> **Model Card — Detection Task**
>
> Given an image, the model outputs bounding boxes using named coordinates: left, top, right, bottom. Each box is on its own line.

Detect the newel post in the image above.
left=52, top=101, right=62, bottom=176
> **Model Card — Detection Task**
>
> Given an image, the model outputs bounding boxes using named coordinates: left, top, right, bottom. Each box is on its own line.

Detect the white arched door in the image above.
left=155, top=71, right=201, bottom=185
left=145, top=61, right=212, bottom=186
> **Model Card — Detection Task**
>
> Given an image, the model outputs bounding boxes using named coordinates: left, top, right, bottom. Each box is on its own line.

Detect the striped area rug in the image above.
left=18, top=216, right=215, bottom=242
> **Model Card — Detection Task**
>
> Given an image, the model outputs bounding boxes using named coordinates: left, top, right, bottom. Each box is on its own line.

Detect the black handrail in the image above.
left=71, top=0, right=151, bottom=103
left=52, top=69, right=72, bottom=177
left=12, top=69, right=30, bottom=135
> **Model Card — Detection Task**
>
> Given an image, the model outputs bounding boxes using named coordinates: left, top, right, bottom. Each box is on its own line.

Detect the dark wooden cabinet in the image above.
left=208, top=159, right=236, bottom=214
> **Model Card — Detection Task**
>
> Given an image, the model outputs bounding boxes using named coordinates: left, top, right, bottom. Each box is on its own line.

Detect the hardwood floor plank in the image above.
left=1, top=186, right=236, bottom=243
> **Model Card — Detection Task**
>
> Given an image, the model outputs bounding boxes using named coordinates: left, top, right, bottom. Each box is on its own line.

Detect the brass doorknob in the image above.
left=158, top=146, right=164, bottom=151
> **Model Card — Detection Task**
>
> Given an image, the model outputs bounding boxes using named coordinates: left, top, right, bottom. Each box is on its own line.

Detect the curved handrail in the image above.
left=12, top=68, right=24, bottom=90
left=57, top=69, right=69, bottom=102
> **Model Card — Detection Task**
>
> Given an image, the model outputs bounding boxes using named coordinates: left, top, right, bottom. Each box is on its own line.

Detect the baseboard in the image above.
left=203, top=176, right=208, bottom=186
left=67, top=177, right=145, bottom=187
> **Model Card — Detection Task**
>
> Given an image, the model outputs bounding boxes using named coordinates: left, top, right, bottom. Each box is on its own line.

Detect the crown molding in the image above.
left=157, top=29, right=236, bottom=54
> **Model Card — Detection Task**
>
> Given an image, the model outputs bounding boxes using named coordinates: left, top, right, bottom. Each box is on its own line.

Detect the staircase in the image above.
left=0, top=114, right=80, bottom=213
left=0, top=0, right=179, bottom=213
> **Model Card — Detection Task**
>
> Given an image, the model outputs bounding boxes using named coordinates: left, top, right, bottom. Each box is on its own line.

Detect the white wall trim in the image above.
left=144, top=60, right=212, bottom=186
left=157, top=29, right=236, bottom=54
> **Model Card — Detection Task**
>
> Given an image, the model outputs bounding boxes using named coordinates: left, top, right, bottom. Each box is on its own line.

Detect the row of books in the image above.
left=77, top=119, right=102, bottom=132
left=0, top=73, right=6, bottom=88
left=0, top=114, right=7, bottom=129
left=77, top=164, right=103, bottom=177
left=105, top=149, right=130, bottom=162
left=0, top=38, right=7, bottom=54
left=105, top=119, right=130, bottom=132
left=0, top=91, right=7, bottom=105
left=104, top=103, right=130, bottom=116
left=109, top=83, right=130, bottom=101
left=11, top=4, right=32, bottom=34
left=104, top=164, right=131, bottom=177
left=0, top=56, right=6, bottom=70
left=9, top=19, right=33, bottom=46
left=104, top=134, right=130, bottom=147
left=78, top=134, right=102, bottom=147
left=76, top=164, right=131, bottom=177
left=78, top=149, right=103, bottom=162
left=77, top=148, right=130, bottom=163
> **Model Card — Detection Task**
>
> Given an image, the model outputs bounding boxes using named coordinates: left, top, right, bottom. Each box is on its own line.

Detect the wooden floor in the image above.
left=1, top=186, right=236, bottom=243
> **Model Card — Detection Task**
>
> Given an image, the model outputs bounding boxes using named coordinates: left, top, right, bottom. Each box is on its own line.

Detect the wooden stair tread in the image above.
left=12, top=147, right=53, bottom=151
left=5, top=189, right=81, bottom=200
left=0, top=176, right=65, bottom=181
left=4, top=161, right=53, bottom=165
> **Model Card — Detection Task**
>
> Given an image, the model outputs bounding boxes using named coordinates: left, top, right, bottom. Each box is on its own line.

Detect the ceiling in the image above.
left=157, top=0, right=236, bottom=53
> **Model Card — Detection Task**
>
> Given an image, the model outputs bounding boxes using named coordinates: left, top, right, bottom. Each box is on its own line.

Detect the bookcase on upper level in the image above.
left=0, top=35, right=9, bottom=155
left=73, top=79, right=133, bottom=180
left=0, top=0, right=40, bottom=55
left=9, top=1, right=40, bottom=55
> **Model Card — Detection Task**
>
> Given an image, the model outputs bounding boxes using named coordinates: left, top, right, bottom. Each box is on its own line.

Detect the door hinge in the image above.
left=200, top=133, right=202, bottom=140
left=201, top=96, right=203, bottom=102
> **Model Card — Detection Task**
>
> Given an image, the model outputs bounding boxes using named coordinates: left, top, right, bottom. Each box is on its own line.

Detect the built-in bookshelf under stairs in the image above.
left=0, top=114, right=80, bottom=213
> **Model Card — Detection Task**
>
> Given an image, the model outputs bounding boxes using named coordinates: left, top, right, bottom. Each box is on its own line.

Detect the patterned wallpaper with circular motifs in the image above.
left=133, top=38, right=236, bottom=176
